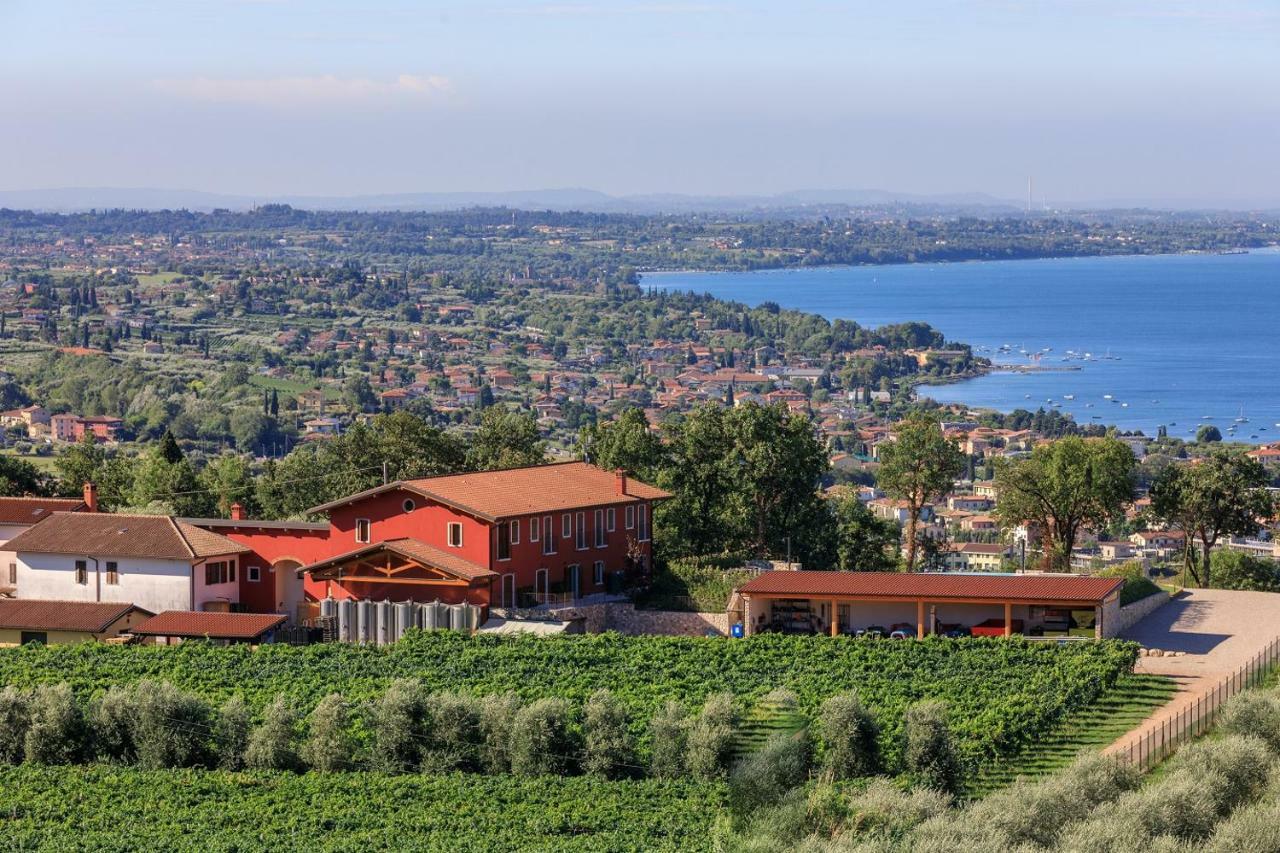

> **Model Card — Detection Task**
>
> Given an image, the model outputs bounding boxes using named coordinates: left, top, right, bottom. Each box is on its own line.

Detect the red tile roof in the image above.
left=738, top=571, right=1123, bottom=605
left=129, top=611, right=287, bottom=640
left=4, top=513, right=251, bottom=560
left=299, top=538, right=495, bottom=581
left=0, top=599, right=150, bottom=633
left=0, top=497, right=88, bottom=525
left=309, top=461, right=671, bottom=520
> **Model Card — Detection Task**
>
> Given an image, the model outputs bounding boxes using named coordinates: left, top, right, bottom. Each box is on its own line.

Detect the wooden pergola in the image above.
left=298, top=538, right=495, bottom=595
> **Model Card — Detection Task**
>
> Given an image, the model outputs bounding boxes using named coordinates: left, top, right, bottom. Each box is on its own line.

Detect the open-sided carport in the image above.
left=737, top=571, right=1124, bottom=639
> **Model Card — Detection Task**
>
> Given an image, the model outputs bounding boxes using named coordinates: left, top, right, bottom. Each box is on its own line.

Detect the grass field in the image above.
left=966, top=673, right=1176, bottom=796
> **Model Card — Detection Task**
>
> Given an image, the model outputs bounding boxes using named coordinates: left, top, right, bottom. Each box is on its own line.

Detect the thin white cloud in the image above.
left=152, top=74, right=451, bottom=104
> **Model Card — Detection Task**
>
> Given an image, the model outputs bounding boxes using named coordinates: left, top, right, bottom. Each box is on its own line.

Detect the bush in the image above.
left=88, top=686, right=136, bottom=764
left=1206, top=799, right=1280, bottom=853
left=730, top=732, right=811, bottom=810
left=1210, top=550, right=1280, bottom=592
left=687, top=693, right=739, bottom=782
left=1099, top=561, right=1164, bottom=605
left=300, top=693, right=353, bottom=773
left=133, top=681, right=211, bottom=770
left=1218, top=690, right=1280, bottom=753
left=477, top=693, right=521, bottom=774
left=818, top=691, right=879, bottom=779
left=0, top=686, right=31, bottom=765
left=648, top=700, right=688, bottom=780
left=903, top=700, right=960, bottom=793
left=369, top=679, right=427, bottom=773
left=634, top=555, right=757, bottom=612
left=424, top=692, right=481, bottom=773
left=510, top=698, right=573, bottom=777
left=23, top=684, right=83, bottom=766
left=213, top=696, right=250, bottom=772
left=1170, top=735, right=1273, bottom=816
left=582, top=689, right=632, bottom=779
left=1062, top=768, right=1222, bottom=850
left=245, top=696, right=298, bottom=772
left=848, top=779, right=951, bottom=844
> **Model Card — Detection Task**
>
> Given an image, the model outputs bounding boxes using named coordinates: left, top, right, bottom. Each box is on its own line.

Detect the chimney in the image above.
left=614, top=468, right=628, bottom=496
left=230, top=502, right=245, bottom=521
left=83, top=481, right=98, bottom=513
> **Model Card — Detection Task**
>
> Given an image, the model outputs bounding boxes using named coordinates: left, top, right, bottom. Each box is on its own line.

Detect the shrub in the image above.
left=1063, top=768, right=1222, bottom=850
left=300, top=693, right=353, bottom=773
left=23, top=684, right=84, bottom=766
left=1218, top=690, right=1280, bottom=753
left=133, top=681, right=212, bottom=770
left=848, top=779, right=951, bottom=844
left=477, top=693, right=521, bottom=774
left=88, top=686, right=136, bottom=764
left=817, top=691, right=879, bottom=779
left=245, top=696, right=298, bottom=772
left=1210, top=550, right=1280, bottom=592
left=213, top=696, right=250, bottom=771
left=1206, top=799, right=1280, bottom=853
left=1099, top=561, right=1164, bottom=605
left=424, top=692, right=481, bottom=773
left=369, top=679, right=427, bottom=773
left=730, top=732, right=811, bottom=810
left=903, top=700, right=960, bottom=793
left=1169, top=735, right=1272, bottom=816
left=0, top=686, right=31, bottom=765
left=648, top=700, right=688, bottom=780
left=583, top=689, right=632, bottom=779
left=510, top=697, right=573, bottom=777
left=687, top=692, right=739, bottom=782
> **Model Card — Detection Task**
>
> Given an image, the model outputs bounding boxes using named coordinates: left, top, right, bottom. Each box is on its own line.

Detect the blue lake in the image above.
left=644, top=248, right=1280, bottom=442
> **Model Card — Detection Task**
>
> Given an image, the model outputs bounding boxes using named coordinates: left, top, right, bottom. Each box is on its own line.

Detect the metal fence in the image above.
left=1119, top=635, right=1280, bottom=772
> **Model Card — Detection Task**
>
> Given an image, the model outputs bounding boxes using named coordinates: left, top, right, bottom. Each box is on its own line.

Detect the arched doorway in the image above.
left=273, top=559, right=304, bottom=623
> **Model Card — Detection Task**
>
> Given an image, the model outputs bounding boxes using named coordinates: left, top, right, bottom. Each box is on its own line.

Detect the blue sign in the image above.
left=730, top=623, right=745, bottom=638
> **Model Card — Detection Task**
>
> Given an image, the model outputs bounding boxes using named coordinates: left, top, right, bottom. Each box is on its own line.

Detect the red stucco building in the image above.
left=190, top=462, right=668, bottom=621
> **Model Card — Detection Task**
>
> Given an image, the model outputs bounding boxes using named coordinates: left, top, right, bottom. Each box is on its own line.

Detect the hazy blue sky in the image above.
left=2, top=0, right=1277, bottom=205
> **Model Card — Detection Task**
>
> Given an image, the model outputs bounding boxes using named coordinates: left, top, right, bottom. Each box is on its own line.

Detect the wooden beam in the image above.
left=338, top=577, right=474, bottom=587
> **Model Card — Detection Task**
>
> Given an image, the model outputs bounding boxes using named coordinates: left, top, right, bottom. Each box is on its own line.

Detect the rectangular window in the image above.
left=105, top=561, right=118, bottom=586
left=639, top=505, right=650, bottom=541
left=247, top=566, right=261, bottom=582
left=594, top=510, right=606, bottom=547
left=530, top=518, right=539, bottom=542
left=510, top=520, right=520, bottom=545
left=355, top=518, right=371, bottom=544
left=593, top=560, right=604, bottom=585
left=497, top=523, right=511, bottom=561
left=562, top=513, right=571, bottom=539
left=447, top=522, right=464, bottom=548
left=625, top=505, right=635, bottom=530
left=7, top=562, right=15, bottom=585
left=542, top=516, right=556, bottom=555
left=606, top=508, right=616, bottom=532
left=75, top=559, right=87, bottom=585
left=575, top=512, right=587, bottom=550
left=204, top=561, right=232, bottom=585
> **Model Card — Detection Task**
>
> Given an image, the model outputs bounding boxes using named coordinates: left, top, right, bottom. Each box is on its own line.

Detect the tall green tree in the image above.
left=200, top=454, right=257, bottom=518
left=875, top=413, right=965, bottom=570
left=1150, top=450, right=1274, bottom=587
left=0, top=456, right=50, bottom=497
left=657, top=406, right=735, bottom=558
left=54, top=435, right=133, bottom=510
left=578, top=407, right=664, bottom=481
left=995, top=436, right=1136, bottom=572
left=827, top=492, right=902, bottom=572
left=128, top=440, right=215, bottom=518
left=466, top=408, right=545, bottom=471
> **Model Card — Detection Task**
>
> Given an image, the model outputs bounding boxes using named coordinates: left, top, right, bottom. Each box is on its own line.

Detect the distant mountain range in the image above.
left=0, top=186, right=1273, bottom=215
left=0, top=186, right=1023, bottom=214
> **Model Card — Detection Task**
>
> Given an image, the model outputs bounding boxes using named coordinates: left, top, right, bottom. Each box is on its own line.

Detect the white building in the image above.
left=1, top=494, right=90, bottom=591
left=5, top=512, right=250, bottom=614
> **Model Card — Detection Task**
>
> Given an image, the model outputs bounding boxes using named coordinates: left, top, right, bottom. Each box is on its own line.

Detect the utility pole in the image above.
left=382, top=460, right=389, bottom=485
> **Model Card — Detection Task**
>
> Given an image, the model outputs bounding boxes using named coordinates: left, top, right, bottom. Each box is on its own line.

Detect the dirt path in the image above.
left=1104, top=589, right=1280, bottom=757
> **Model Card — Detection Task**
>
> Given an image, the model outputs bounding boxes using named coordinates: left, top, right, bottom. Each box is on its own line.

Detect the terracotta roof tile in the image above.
left=310, top=462, right=670, bottom=520
left=0, top=599, right=149, bottom=633
left=4, top=513, right=250, bottom=560
left=738, top=571, right=1123, bottom=605
left=129, top=611, right=286, bottom=640
left=300, top=537, right=495, bottom=581
left=0, top=497, right=87, bottom=525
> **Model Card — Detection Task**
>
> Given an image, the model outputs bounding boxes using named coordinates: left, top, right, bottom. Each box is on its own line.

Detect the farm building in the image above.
left=737, top=571, right=1125, bottom=639
left=0, top=599, right=152, bottom=646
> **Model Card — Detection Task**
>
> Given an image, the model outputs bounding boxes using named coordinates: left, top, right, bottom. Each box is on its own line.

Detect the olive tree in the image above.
left=876, top=413, right=966, bottom=570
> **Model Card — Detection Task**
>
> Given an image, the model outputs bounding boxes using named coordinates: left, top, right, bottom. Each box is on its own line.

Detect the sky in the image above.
left=1, top=0, right=1278, bottom=206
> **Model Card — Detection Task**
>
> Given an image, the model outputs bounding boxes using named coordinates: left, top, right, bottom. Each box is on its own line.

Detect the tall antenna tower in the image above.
left=1027, top=176, right=1033, bottom=213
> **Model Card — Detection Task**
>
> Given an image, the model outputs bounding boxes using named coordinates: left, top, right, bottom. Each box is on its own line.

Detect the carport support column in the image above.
left=830, top=599, right=838, bottom=637
left=1004, top=602, right=1012, bottom=637
left=917, top=600, right=925, bottom=638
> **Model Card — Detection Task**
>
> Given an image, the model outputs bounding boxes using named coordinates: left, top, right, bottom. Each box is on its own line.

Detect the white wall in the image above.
left=16, top=552, right=194, bottom=613
left=195, top=558, right=239, bottom=611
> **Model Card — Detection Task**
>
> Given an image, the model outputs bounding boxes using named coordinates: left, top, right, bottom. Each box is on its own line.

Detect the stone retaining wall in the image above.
left=1112, top=590, right=1173, bottom=636
left=544, top=602, right=731, bottom=637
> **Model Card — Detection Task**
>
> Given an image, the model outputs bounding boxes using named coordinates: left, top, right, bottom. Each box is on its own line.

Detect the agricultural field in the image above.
left=0, top=632, right=1138, bottom=770
left=0, top=767, right=725, bottom=852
